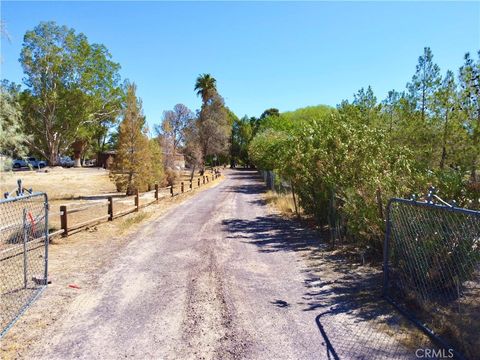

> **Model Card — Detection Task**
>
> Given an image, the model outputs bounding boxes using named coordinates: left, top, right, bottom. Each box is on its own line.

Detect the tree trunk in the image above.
left=469, top=114, right=480, bottom=181
left=48, top=140, right=60, bottom=166
left=49, top=149, right=58, bottom=167
left=421, top=86, right=426, bottom=123
left=439, top=111, right=449, bottom=170
left=72, top=140, right=85, bottom=168
left=190, top=164, right=196, bottom=182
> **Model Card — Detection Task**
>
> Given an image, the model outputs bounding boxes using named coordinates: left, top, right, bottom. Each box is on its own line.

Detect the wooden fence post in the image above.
left=207, top=175, right=209, bottom=183
left=155, top=184, right=159, bottom=201
left=170, top=185, right=174, bottom=197
left=135, top=189, right=139, bottom=211
left=198, top=178, right=201, bottom=187
left=60, top=205, right=68, bottom=237
left=203, top=176, right=205, bottom=184
left=108, top=196, right=113, bottom=221
left=181, top=182, right=184, bottom=193
left=189, top=180, right=192, bottom=190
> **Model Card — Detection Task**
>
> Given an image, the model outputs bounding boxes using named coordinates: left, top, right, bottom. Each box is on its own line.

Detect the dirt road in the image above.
left=28, top=170, right=422, bottom=359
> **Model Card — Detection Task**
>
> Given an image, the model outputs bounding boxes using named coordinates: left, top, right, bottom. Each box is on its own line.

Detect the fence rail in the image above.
left=57, top=172, right=222, bottom=238
left=0, top=192, right=49, bottom=338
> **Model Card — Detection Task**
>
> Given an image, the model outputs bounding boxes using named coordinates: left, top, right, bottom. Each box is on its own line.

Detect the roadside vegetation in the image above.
left=239, top=48, right=479, bottom=254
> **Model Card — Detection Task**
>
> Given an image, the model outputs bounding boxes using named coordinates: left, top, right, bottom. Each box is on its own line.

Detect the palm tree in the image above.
left=194, top=73, right=217, bottom=104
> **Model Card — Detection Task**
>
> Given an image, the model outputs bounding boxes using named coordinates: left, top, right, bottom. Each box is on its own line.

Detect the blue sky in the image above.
left=1, top=1, right=479, bottom=129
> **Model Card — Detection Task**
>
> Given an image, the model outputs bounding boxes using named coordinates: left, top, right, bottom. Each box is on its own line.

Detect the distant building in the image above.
left=164, top=152, right=185, bottom=170
left=97, top=151, right=116, bottom=169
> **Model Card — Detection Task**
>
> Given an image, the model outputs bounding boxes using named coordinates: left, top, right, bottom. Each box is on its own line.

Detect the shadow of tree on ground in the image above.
left=222, top=186, right=435, bottom=359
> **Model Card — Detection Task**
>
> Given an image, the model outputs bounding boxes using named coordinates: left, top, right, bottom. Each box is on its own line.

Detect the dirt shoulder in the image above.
left=0, top=176, right=223, bottom=360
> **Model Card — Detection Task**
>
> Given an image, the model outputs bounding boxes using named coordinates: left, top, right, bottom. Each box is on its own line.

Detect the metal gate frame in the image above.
left=383, top=197, right=480, bottom=360
left=0, top=192, right=49, bottom=338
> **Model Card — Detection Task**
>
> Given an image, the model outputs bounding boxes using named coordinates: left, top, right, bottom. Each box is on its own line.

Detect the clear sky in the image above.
left=1, top=1, right=479, bottom=129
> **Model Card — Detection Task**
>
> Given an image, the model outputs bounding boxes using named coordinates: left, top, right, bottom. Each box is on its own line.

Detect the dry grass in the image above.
left=264, top=190, right=301, bottom=216
left=0, top=167, right=117, bottom=200
left=117, top=212, right=151, bottom=233
left=0, top=167, right=214, bottom=200
left=1, top=167, right=215, bottom=232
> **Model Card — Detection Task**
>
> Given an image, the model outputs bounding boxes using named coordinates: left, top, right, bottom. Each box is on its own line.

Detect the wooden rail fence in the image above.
left=56, top=171, right=222, bottom=238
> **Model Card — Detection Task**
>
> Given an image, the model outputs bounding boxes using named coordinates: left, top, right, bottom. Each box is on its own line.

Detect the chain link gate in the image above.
left=0, top=192, right=49, bottom=337
left=383, top=198, right=480, bottom=360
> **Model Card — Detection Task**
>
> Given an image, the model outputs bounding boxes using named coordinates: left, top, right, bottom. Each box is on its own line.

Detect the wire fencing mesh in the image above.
left=384, top=199, right=480, bottom=359
left=0, top=192, right=48, bottom=337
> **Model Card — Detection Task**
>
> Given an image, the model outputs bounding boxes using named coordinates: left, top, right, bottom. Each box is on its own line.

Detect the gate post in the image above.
left=60, top=205, right=68, bottom=237
left=22, top=208, right=28, bottom=289
left=135, top=189, right=139, bottom=211
left=155, top=184, right=159, bottom=201
left=108, top=196, right=113, bottom=221
left=198, top=178, right=201, bottom=187
left=170, top=185, right=174, bottom=197
left=181, top=182, right=184, bottom=193
left=44, top=194, right=49, bottom=285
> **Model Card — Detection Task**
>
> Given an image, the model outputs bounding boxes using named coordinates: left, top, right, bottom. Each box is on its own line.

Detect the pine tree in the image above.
left=433, top=71, right=460, bottom=169
left=459, top=51, right=480, bottom=180
left=112, top=83, right=153, bottom=194
left=148, top=139, right=165, bottom=186
left=407, top=47, right=441, bottom=122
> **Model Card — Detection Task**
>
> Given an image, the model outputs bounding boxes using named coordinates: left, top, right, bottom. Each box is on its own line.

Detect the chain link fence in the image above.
left=384, top=198, right=480, bottom=359
left=256, top=170, right=479, bottom=358
left=0, top=192, right=49, bottom=337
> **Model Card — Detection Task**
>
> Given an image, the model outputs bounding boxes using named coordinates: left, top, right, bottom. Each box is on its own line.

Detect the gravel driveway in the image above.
left=29, top=170, right=425, bottom=359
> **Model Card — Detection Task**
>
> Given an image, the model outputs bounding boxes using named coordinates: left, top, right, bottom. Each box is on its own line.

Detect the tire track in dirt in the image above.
left=176, top=183, right=249, bottom=360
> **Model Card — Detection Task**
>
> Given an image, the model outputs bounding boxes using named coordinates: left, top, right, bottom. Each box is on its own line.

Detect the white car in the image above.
left=12, top=157, right=47, bottom=169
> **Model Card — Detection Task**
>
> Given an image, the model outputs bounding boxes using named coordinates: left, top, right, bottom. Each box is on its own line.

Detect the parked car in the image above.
left=84, top=159, right=96, bottom=167
left=12, top=157, right=47, bottom=169
left=59, top=156, right=75, bottom=168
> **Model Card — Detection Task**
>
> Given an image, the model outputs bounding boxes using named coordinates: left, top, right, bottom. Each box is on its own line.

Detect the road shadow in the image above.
left=221, top=172, right=434, bottom=359
left=223, top=170, right=265, bottom=195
